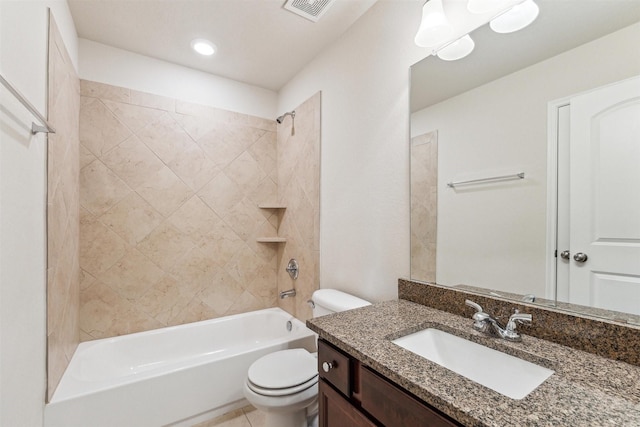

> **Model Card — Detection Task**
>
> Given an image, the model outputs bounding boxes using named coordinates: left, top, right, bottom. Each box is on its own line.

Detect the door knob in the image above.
left=322, top=361, right=334, bottom=372
left=573, top=252, right=588, bottom=263
left=560, top=250, right=571, bottom=260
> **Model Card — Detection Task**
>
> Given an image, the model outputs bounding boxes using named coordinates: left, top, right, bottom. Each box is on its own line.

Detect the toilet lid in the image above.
left=248, top=349, right=317, bottom=389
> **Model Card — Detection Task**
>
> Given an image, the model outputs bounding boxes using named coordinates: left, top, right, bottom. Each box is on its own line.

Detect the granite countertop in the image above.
left=307, top=299, right=640, bottom=427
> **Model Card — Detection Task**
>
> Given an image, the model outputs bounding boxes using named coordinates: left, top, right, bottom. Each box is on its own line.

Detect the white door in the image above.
left=567, top=76, right=640, bottom=315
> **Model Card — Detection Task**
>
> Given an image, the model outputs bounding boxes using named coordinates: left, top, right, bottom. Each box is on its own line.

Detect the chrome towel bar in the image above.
left=447, top=172, right=524, bottom=188
left=0, top=74, right=55, bottom=134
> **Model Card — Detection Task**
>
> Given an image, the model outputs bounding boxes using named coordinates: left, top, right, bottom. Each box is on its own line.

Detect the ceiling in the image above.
left=411, top=0, right=640, bottom=112
left=67, top=0, right=378, bottom=92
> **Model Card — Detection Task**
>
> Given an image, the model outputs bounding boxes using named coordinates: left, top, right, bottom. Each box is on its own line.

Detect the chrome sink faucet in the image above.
left=465, top=300, right=532, bottom=342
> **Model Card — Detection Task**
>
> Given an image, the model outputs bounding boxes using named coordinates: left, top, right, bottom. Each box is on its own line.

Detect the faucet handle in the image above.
left=465, top=300, right=490, bottom=329
left=505, top=312, right=532, bottom=337
left=465, top=299, right=483, bottom=313
left=509, top=312, right=532, bottom=324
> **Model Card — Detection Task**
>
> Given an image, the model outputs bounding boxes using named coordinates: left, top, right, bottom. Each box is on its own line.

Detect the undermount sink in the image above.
left=392, top=328, right=554, bottom=400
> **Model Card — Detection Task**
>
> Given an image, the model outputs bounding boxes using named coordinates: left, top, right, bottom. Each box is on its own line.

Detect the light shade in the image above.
left=437, top=35, right=475, bottom=61
left=490, top=0, right=539, bottom=33
left=190, top=38, right=216, bottom=56
left=414, top=0, right=454, bottom=47
left=467, top=0, right=507, bottom=14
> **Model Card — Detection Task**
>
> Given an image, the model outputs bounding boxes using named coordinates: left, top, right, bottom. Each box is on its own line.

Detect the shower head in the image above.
left=276, top=110, right=295, bottom=124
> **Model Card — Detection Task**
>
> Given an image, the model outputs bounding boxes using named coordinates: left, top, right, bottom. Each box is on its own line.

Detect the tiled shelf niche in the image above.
left=257, top=205, right=287, bottom=243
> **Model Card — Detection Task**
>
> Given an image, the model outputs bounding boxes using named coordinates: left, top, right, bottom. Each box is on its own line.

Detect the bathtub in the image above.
left=45, top=307, right=316, bottom=427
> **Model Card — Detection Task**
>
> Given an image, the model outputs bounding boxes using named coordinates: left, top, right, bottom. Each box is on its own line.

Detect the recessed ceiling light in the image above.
left=190, top=39, right=216, bottom=56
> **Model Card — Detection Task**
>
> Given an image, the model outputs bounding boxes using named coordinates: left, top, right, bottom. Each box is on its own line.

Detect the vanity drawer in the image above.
left=359, top=366, right=461, bottom=427
left=318, top=339, right=352, bottom=397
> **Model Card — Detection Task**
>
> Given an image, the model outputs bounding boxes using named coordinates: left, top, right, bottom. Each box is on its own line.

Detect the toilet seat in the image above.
left=247, top=349, right=318, bottom=397
left=248, top=374, right=318, bottom=397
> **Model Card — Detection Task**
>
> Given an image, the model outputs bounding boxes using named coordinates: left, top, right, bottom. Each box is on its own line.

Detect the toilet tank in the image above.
left=312, top=289, right=371, bottom=317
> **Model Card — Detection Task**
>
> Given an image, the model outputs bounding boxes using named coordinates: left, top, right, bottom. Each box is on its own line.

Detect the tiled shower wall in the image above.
left=78, top=80, right=282, bottom=340
left=410, top=130, right=437, bottom=283
left=47, top=16, right=81, bottom=399
left=277, top=93, right=321, bottom=321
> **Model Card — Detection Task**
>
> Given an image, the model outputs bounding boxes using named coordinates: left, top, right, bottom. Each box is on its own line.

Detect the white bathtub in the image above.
left=45, top=307, right=316, bottom=427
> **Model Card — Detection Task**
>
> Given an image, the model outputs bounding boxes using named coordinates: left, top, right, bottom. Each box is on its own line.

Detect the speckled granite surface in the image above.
left=399, top=279, right=640, bottom=366
left=308, top=300, right=640, bottom=427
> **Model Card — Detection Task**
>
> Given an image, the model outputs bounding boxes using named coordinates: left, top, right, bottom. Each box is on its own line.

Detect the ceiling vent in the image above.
left=283, top=0, right=338, bottom=22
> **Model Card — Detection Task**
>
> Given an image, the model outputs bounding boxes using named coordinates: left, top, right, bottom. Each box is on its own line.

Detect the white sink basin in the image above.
left=392, top=328, right=554, bottom=400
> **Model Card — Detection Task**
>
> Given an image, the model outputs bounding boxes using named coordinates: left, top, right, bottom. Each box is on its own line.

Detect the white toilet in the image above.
left=243, top=289, right=370, bottom=427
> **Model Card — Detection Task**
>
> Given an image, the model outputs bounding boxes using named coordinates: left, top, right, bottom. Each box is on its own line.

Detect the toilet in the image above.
left=243, top=289, right=370, bottom=427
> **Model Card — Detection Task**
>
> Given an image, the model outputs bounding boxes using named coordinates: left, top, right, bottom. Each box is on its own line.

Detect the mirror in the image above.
left=410, top=0, right=640, bottom=323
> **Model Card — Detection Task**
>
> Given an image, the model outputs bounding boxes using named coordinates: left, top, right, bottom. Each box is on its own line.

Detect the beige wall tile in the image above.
left=167, top=195, right=222, bottom=244
left=225, top=290, right=264, bottom=316
left=80, top=97, right=132, bottom=157
left=196, top=127, right=246, bottom=170
left=78, top=82, right=311, bottom=340
left=169, top=246, right=217, bottom=296
left=167, top=142, right=220, bottom=191
left=79, top=144, right=97, bottom=169
left=99, top=192, right=164, bottom=245
left=80, top=159, right=132, bottom=216
left=198, top=270, right=245, bottom=315
left=171, top=112, right=220, bottom=141
left=137, top=113, right=195, bottom=164
left=137, top=221, right=195, bottom=269
left=81, top=80, right=130, bottom=103
left=276, top=93, right=321, bottom=321
left=79, top=209, right=128, bottom=277
left=248, top=131, right=278, bottom=181
left=198, top=221, right=245, bottom=268
left=410, top=132, right=437, bottom=284
left=102, top=99, right=165, bottom=134
left=130, top=89, right=175, bottom=112
left=100, top=135, right=166, bottom=190
left=136, top=166, right=194, bottom=217
left=101, top=247, right=165, bottom=302
left=47, top=16, right=81, bottom=399
left=223, top=197, right=268, bottom=241
left=198, top=172, right=244, bottom=218
left=137, top=275, right=192, bottom=324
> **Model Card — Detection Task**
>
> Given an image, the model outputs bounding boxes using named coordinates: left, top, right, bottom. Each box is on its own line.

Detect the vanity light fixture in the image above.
left=414, top=0, right=454, bottom=48
left=490, top=0, right=539, bottom=33
left=437, top=34, right=475, bottom=61
left=415, top=0, right=540, bottom=61
left=190, top=38, right=216, bottom=56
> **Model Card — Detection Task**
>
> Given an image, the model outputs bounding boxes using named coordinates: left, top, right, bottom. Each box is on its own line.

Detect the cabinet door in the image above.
left=319, top=379, right=377, bottom=427
left=360, top=366, right=461, bottom=427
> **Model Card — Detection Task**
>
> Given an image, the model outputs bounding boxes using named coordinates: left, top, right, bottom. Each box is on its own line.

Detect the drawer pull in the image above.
left=322, top=361, right=334, bottom=372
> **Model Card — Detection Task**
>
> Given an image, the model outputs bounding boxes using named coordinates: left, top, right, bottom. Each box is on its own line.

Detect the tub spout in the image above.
left=279, top=289, right=296, bottom=299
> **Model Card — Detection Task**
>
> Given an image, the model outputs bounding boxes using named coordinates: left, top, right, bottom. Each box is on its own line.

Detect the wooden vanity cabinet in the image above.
left=318, top=339, right=463, bottom=427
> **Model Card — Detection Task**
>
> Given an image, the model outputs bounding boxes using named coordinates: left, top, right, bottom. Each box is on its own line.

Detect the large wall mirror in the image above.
left=410, top=0, right=640, bottom=323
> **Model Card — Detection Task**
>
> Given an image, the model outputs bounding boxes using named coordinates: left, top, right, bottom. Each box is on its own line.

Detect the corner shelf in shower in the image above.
left=258, top=204, right=287, bottom=209
left=255, top=237, right=287, bottom=243
left=256, top=204, right=287, bottom=243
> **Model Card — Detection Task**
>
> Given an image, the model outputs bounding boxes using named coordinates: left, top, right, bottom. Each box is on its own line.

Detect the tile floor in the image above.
left=192, top=405, right=265, bottom=427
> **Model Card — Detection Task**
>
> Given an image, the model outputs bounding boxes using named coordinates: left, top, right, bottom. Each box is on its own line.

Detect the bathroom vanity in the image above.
left=318, top=339, right=461, bottom=426
left=308, top=285, right=640, bottom=427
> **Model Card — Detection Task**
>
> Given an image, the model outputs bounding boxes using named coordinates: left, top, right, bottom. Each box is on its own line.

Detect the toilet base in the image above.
left=264, top=410, right=307, bottom=427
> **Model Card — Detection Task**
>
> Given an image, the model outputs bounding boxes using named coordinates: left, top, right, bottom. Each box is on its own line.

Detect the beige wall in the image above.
left=410, top=131, right=437, bottom=283
left=47, top=15, right=81, bottom=401
left=78, top=80, right=281, bottom=340
left=276, top=93, right=321, bottom=320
